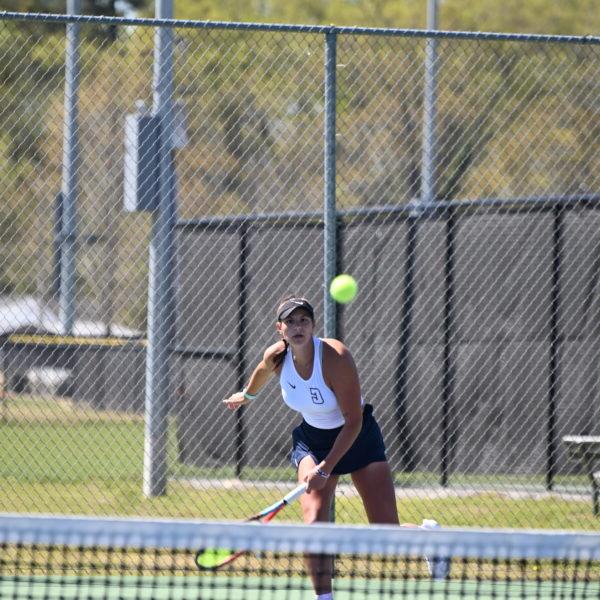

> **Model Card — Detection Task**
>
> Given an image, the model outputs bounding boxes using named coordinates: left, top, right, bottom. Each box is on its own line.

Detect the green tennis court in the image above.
left=2, top=575, right=599, bottom=599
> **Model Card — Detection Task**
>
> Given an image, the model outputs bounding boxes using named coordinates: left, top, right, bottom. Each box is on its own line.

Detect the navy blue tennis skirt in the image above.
left=290, top=404, right=387, bottom=475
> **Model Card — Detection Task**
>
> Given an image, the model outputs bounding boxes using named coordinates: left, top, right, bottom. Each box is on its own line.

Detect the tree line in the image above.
left=0, top=2, right=597, bottom=329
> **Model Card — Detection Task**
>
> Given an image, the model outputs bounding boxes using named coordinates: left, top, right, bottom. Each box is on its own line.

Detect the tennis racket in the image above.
left=195, top=483, right=307, bottom=570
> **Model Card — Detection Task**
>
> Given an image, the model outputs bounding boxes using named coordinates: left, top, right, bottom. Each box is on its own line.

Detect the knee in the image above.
left=301, top=500, right=332, bottom=524
left=302, top=506, right=320, bottom=524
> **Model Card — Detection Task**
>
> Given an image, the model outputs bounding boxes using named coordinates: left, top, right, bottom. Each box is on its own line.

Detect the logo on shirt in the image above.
left=288, top=382, right=296, bottom=389
left=309, top=387, right=324, bottom=405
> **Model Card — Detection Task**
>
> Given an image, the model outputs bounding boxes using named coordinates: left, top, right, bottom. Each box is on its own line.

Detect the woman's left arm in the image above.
left=304, top=339, right=363, bottom=491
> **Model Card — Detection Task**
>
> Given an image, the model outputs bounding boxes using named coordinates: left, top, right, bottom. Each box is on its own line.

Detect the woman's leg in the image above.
left=351, top=460, right=417, bottom=526
left=298, top=456, right=339, bottom=596
left=352, top=461, right=450, bottom=579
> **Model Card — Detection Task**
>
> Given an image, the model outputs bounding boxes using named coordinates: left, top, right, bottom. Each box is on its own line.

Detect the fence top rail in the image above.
left=2, top=10, right=600, bottom=45
left=176, top=194, right=600, bottom=231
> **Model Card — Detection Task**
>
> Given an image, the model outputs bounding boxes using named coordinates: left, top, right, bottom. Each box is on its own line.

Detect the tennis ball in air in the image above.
left=330, top=274, right=358, bottom=304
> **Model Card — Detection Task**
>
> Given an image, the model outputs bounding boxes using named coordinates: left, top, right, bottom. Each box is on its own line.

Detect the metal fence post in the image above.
left=59, top=0, right=81, bottom=335
left=235, top=225, right=249, bottom=478
left=324, top=30, right=337, bottom=525
left=421, top=0, right=438, bottom=206
left=323, top=31, right=337, bottom=340
left=144, top=0, right=178, bottom=497
left=395, top=215, right=418, bottom=473
left=441, top=207, right=456, bottom=487
left=546, top=205, right=563, bottom=490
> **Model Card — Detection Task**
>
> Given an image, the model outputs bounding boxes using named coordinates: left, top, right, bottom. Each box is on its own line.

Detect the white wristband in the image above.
left=316, top=468, right=330, bottom=479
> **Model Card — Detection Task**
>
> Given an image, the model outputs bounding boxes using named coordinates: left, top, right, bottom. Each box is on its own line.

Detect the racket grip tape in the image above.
left=282, top=483, right=307, bottom=505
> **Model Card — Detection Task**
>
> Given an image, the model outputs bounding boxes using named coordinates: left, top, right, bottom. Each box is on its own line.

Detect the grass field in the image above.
left=0, top=394, right=596, bottom=529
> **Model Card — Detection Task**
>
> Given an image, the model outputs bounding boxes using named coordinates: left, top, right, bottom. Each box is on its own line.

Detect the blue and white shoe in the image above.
left=419, top=519, right=451, bottom=580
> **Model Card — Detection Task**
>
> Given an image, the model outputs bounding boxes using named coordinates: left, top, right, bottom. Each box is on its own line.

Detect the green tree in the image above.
left=0, top=1, right=150, bottom=16
left=176, top=0, right=599, bottom=36
left=0, top=1, right=152, bottom=40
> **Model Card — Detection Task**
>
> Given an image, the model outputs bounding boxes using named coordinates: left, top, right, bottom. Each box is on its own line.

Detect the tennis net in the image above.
left=0, top=513, right=598, bottom=599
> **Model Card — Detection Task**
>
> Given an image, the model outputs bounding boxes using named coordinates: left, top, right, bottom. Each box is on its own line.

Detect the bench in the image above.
left=562, top=435, right=600, bottom=516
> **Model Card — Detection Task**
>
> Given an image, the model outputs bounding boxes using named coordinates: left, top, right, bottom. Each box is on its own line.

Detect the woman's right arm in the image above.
left=223, top=340, right=286, bottom=410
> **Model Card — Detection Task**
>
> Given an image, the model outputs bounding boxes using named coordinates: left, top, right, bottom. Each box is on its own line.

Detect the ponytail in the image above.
left=273, top=339, right=288, bottom=368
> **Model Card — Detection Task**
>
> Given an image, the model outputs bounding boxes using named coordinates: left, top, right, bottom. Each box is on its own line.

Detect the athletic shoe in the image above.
left=419, top=519, right=451, bottom=580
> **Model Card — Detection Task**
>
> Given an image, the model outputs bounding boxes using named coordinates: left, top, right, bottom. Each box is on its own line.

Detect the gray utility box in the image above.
left=124, top=109, right=161, bottom=212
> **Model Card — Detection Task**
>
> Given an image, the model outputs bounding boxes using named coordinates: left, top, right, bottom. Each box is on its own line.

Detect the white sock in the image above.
left=316, top=594, right=333, bottom=600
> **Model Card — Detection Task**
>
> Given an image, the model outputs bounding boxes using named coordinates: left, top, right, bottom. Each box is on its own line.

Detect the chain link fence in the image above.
left=0, top=11, right=599, bottom=528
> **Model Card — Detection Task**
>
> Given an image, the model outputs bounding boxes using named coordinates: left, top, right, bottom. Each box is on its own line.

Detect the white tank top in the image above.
left=279, top=337, right=346, bottom=429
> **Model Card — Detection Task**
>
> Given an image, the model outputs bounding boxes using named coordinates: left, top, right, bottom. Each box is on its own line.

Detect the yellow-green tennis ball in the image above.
left=330, top=274, right=358, bottom=304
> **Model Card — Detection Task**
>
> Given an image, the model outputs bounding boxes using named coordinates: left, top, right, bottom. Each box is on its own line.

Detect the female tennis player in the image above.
left=223, top=296, right=447, bottom=599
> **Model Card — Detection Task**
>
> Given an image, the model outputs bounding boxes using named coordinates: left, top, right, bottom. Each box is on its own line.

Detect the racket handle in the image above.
left=283, top=483, right=307, bottom=505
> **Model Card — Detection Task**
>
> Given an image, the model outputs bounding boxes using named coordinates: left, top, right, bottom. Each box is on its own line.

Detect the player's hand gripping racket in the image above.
left=195, top=483, right=307, bottom=570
